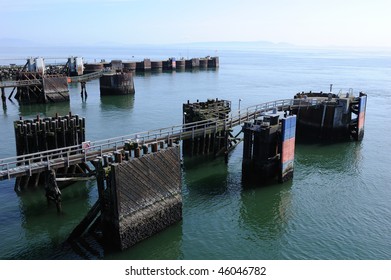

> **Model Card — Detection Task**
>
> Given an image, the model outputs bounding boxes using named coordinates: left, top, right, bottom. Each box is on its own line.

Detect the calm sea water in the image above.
left=0, top=45, right=390, bottom=260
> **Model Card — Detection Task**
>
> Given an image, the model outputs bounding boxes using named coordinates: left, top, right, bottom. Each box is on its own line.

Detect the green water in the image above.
left=0, top=46, right=390, bottom=259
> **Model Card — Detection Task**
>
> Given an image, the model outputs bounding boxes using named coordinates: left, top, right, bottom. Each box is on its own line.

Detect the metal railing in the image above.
left=68, top=70, right=111, bottom=83
left=0, top=79, right=42, bottom=88
left=0, top=98, right=323, bottom=180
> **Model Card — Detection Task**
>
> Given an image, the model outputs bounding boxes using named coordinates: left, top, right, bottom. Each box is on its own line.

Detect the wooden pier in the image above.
left=0, top=96, right=367, bottom=181
left=0, top=92, right=368, bottom=252
left=1, top=56, right=218, bottom=105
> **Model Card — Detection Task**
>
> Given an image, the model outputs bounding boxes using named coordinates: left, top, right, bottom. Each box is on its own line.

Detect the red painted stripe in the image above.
left=282, top=137, right=295, bottom=162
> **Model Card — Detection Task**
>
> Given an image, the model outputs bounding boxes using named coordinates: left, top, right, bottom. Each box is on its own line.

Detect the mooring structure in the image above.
left=0, top=91, right=367, bottom=253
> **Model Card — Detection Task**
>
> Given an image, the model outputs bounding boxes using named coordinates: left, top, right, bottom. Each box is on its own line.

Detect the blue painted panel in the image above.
left=359, top=96, right=367, bottom=113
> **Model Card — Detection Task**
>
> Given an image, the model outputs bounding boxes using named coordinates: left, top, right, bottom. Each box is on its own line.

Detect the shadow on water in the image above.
left=295, top=140, right=363, bottom=173
left=12, top=181, right=97, bottom=259
left=18, top=102, right=71, bottom=118
left=239, top=180, right=293, bottom=238
left=182, top=155, right=229, bottom=196
left=100, top=94, right=135, bottom=110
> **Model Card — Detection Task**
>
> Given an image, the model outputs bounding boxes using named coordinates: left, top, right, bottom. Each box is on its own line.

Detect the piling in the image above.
left=162, top=58, right=176, bottom=70
left=136, top=59, right=151, bottom=72
left=97, top=145, right=182, bottom=251
left=123, top=62, right=137, bottom=72
left=151, top=61, right=163, bottom=71
left=207, top=57, right=219, bottom=68
left=1, top=88, right=5, bottom=103
left=175, top=59, right=186, bottom=70
left=99, top=72, right=135, bottom=95
left=185, top=58, right=200, bottom=69
left=199, top=59, right=208, bottom=68
left=242, top=113, right=296, bottom=183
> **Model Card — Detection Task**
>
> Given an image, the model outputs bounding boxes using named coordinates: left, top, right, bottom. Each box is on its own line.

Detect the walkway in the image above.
left=0, top=98, right=322, bottom=180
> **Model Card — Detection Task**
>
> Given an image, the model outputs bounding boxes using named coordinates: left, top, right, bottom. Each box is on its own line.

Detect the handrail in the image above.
left=0, top=98, right=325, bottom=179
left=0, top=79, right=42, bottom=88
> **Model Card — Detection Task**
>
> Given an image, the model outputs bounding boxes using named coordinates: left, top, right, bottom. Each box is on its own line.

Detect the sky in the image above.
left=1, top=0, right=391, bottom=48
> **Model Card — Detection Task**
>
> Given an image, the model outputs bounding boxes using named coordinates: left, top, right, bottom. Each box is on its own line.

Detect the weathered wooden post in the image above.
left=44, top=169, right=62, bottom=213
left=80, top=81, right=87, bottom=100
left=1, top=88, right=5, bottom=103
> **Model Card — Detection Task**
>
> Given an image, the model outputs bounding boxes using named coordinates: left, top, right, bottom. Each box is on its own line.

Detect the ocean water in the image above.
left=0, top=45, right=390, bottom=260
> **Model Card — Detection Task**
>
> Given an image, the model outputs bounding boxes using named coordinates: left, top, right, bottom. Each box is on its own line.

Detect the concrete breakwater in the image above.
left=1, top=56, right=218, bottom=104
left=0, top=56, right=219, bottom=80
left=84, top=56, right=219, bottom=73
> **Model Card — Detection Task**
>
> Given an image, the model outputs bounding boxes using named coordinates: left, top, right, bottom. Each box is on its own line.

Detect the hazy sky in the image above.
left=1, top=0, right=390, bottom=48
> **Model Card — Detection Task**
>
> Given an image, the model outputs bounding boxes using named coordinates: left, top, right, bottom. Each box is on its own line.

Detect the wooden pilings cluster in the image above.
left=242, top=113, right=297, bottom=183
left=14, top=113, right=85, bottom=155
left=13, top=113, right=87, bottom=194
left=182, top=98, right=231, bottom=157
left=292, top=91, right=367, bottom=141
left=95, top=143, right=182, bottom=251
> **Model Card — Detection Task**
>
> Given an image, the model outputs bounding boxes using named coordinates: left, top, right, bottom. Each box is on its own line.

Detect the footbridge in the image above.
left=0, top=98, right=323, bottom=180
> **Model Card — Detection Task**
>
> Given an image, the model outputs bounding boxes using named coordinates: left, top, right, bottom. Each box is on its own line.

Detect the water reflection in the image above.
left=18, top=102, right=71, bottom=118
left=100, top=94, right=134, bottom=110
left=182, top=156, right=229, bottom=196
left=239, top=181, right=293, bottom=242
left=15, top=182, right=95, bottom=259
left=295, top=141, right=362, bottom=173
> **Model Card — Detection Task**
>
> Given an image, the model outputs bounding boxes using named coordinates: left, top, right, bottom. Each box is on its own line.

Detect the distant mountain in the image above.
left=0, top=38, right=44, bottom=47
left=172, top=40, right=295, bottom=50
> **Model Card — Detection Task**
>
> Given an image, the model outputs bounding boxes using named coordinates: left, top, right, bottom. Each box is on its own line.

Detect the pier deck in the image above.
left=0, top=98, right=324, bottom=180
